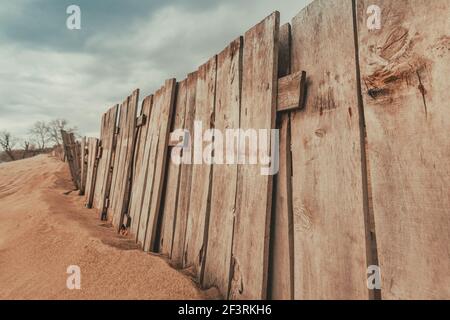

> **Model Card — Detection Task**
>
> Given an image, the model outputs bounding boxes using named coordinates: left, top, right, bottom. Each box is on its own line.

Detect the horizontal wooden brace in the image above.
left=277, top=70, right=307, bottom=112
left=136, top=114, right=147, bottom=127
left=168, top=130, right=190, bottom=148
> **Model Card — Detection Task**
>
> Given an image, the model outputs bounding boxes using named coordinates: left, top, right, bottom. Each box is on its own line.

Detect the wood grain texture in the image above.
left=171, top=72, right=198, bottom=268
left=93, top=105, right=118, bottom=218
left=141, top=79, right=176, bottom=252
left=357, top=0, right=450, bottom=299
left=202, top=38, right=242, bottom=297
left=184, top=57, right=217, bottom=279
left=109, top=90, right=139, bottom=229
left=159, top=80, right=188, bottom=257
left=85, top=137, right=99, bottom=208
left=290, top=0, right=370, bottom=299
left=128, top=95, right=153, bottom=237
left=229, top=12, right=279, bottom=300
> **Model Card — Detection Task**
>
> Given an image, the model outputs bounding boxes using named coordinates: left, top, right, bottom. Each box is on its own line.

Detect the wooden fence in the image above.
left=61, top=0, right=450, bottom=300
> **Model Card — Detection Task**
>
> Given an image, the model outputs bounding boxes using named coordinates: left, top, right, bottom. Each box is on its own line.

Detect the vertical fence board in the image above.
left=92, top=112, right=107, bottom=208
left=79, top=137, right=88, bottom=195
left=109, top=90, right=139, bottom=228
left=71, top=134, right=82, bottom=188
left=357, top=0, right=450, bottom=299
left=85, top=138, right=99, bottom=208
left=202, top=38, right=242, bottom=296
left=136, top=89, right=163, bottom=247
left=229, top=12, right=279, bottom=300
left=290, top=0, right=370, bottom=299
left=63, top=131, right=82, bottom=189
left=140, top=80, right=176, bottom=252
left=109, top=101, right=126, bottom=221
left=121, top=91, right=140, bottom=227
left=129, top=96, right=153, bottom=237
left=93, top=105, right=118, bottom=218
left=269, top=22, right=294, bottom=301
left=60, top=131, right=74, bottom=186
left=171, top=72, right=198, bottom=267
left=183, top=57, right=217, bottom=279
left=159, top=80, right=188, bottom=257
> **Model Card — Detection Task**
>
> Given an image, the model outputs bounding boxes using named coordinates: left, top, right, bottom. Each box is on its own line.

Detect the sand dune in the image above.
left=0, top=155, right=209, bottom=300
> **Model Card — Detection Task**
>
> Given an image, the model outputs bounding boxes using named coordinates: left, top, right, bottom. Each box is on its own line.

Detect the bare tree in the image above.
left=29, top=121, right=50, bottom=151
left=47, top=119, right=78, bottom=147
left=22, top=140, right=31, bottom=159
left=0, top=131, right=18, bottom=161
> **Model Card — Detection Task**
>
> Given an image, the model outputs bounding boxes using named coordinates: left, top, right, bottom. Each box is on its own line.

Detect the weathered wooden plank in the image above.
left=269, top=21, right=294, bottom=300
left=229, top=12, right=279, bottom=300
left=290, top=0, right=370, bottom=299
left=159, top=80, right=188, bottom=257
left=108, top=101, right=126, bottom=221
left=170, top=72, right=198, bottom=268
left=61, top=130, right=80, bottom=190
left=93, top=112, right=108, bottom=210
left=136, top=90, right=163, bottom=247
left=128, top=95, right=153, bottom=237
left=140, top=79, right=176, bottom=252
left=357, top=0, right=450, bottom=299
left=109, top=90, right=139, bottom=229
left=183, top=57, right=217, bottom=280
left=60, top=131, right=73, bottom=185
left=93, top=111, right=105, bottom=208
left=277, top=70, right=307, bottom=112
left=93, top=112, right=107, bottom=205
left=79, top=137, right=88, bottom=196
left=70, top=133, right=82, bottom=188
left=93, top=105, right=118, bottom=220
left=85, top=137, right=99, bottom=208
left=202, top=38, right=242, bottom=296
left=269, top=114, right=294, bottom=300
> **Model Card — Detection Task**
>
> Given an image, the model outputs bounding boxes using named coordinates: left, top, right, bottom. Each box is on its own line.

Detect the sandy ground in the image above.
left=0, top=155, right=212, bottom=300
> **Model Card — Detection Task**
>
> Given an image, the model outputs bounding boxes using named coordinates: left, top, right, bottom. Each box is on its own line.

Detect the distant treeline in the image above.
left=0, top=119, right=78, bottom=163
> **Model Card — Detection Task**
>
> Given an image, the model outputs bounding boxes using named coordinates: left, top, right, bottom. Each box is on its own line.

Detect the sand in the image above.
left=0, top=155, right=211, bottom=300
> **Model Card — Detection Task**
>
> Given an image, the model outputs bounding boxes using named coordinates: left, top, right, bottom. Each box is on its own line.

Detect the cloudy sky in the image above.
left=0, top=0, right=311, bottom=139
